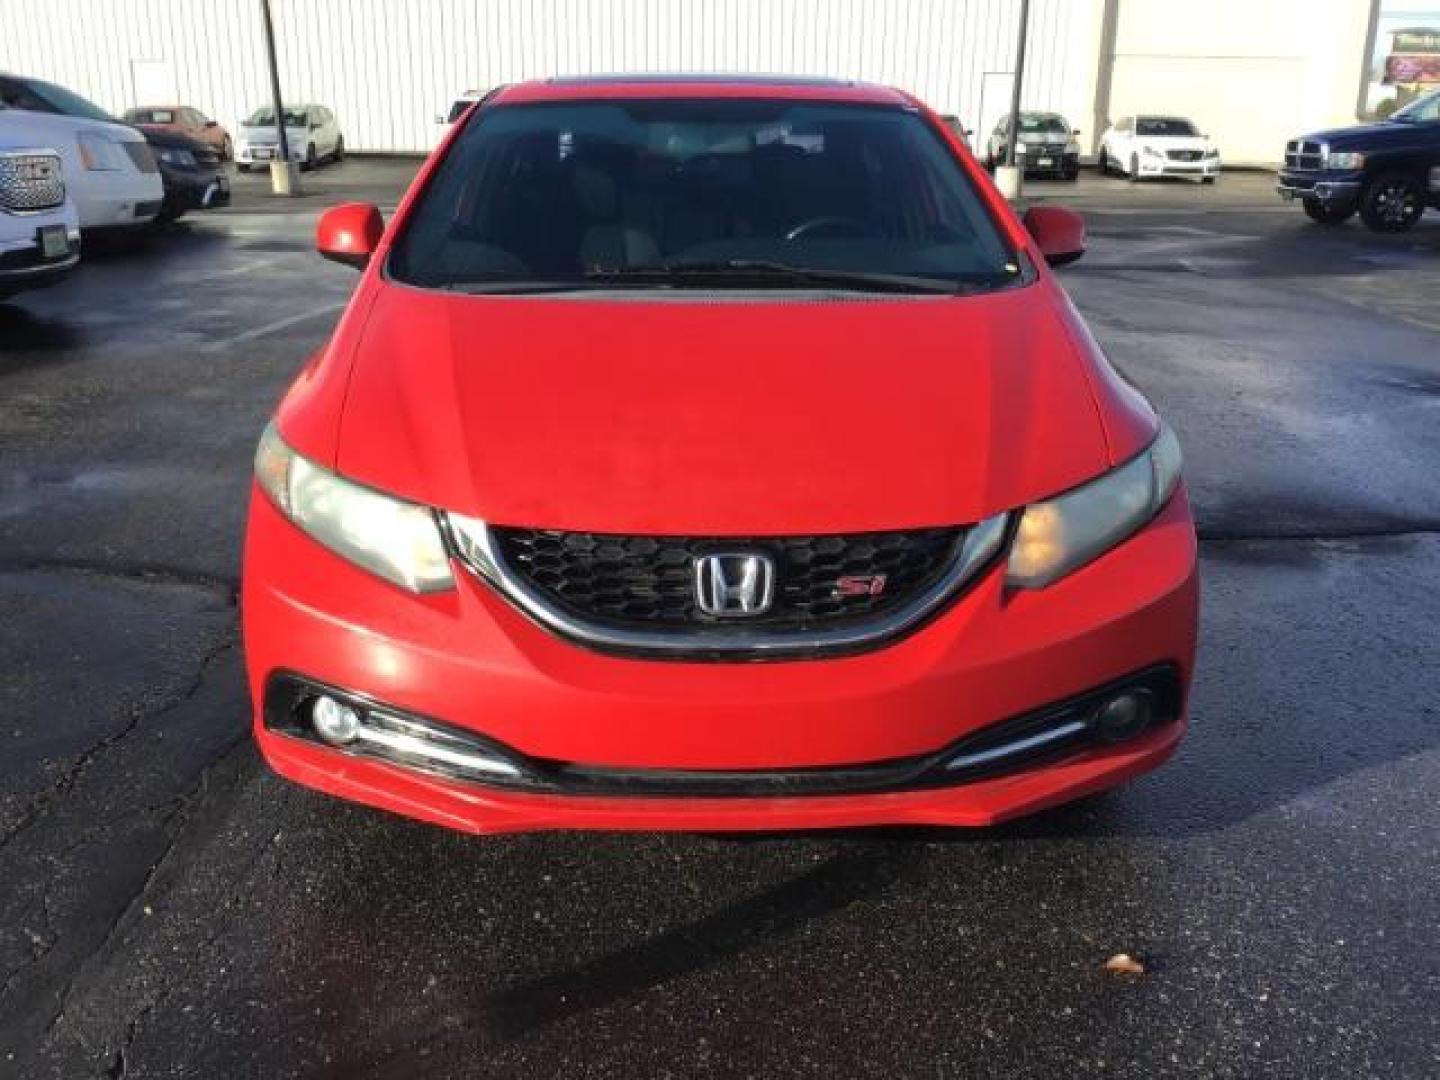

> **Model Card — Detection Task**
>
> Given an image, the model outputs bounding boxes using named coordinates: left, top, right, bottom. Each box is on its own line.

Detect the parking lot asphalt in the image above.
left=2, top=160, right=1438, bottom=1079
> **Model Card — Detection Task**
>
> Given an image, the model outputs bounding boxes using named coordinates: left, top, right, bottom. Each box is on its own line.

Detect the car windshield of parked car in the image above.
left=390, top=99, right=1019, bottom=293
left=20, top=78, right=116, bottom=122
left=245, top=107, right=308, bottom=127
left=1136, top=118, right=1198, bottom=137
left=126, top=108, right=176, bottom=124
left=1017, top=115, right=1067, bottom=135
left=1392, top=90, right=1440, bottom=123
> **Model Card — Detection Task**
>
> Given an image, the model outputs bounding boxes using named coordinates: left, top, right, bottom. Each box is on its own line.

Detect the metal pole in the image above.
left=259, top=0, right=293, bottom=189
left=1004, top=0, right=1031, bottom=168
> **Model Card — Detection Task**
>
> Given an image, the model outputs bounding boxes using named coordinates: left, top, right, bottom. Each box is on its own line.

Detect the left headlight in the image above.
left=1325, top=151, right=1364, bottom=170
left=77, top=132, right=124, bottom=171
left=254, top=423, right=454, bottom=593
left=1006, top=425, right=1183, bottom=589
left=1142, top=145, right=1163, bottom=158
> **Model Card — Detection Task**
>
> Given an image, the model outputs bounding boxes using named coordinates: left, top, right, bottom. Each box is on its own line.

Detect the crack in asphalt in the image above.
left=35, top=731, right=254, bottom=1051
left=0, top=629, right=239, bottom=857
left=1197, top=524, right=1440, bottom=544
left=0, top=558, right=238, bottom=600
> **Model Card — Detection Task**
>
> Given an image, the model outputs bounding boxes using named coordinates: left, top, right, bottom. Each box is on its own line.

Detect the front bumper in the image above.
left=158, top=165, right=231, bottom=216
left=244, top=489, right=1199, bottom=834
left=1137, top=156, right=1221, bottom=178
left=236, top=145, right=304, bottom=165
left=0, top=229, right=81, bottom=297
left=1017, top=151, right=1079, bottom=177
left=1276, top=170, right=1362, bottom=203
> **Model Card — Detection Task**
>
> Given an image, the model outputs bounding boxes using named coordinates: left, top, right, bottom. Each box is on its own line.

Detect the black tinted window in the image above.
left=391, top=99, right=1016, bottom=291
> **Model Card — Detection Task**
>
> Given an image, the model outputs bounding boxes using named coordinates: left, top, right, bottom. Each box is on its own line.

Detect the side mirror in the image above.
left=965, top=129, right=974, bottom=138
left=1072, top=128, right=1082, bottom=136
left=316, top=202, right=383, bottom=269
left=1022, top=206, right=1085, bottom=267
left=205, top=120, right=218, bottom=128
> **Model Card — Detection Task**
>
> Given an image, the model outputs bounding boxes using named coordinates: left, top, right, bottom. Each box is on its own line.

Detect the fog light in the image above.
left=1091, top=691, right=1153, bottom=744
left=311, top=695, right=361, bottom=745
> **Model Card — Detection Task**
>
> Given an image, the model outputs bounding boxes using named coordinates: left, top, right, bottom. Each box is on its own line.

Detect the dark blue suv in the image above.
left=1278, top=89, right=1440, bottom=233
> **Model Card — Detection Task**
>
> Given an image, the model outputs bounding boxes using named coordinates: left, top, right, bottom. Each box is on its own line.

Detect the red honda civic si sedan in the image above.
left=243, top=76, right=1198, bottom=835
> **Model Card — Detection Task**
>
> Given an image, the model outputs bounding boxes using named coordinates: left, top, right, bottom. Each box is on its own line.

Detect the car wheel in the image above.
left=221, top=137, right=233, bottom=161
left=1201, top=176, right=1216, bottom=185
left=1097, top=148, right=1109, bottom=176
left=1128, top=154, right=1140, bottom=182
left=303, top=143, right=317, bottom=171
left=1302, top=198, right=1356, bottom=225
left=1359, top=172, right=1425, bottom=233
left=237, top=163, right=250, bottom=173
left=333, top=136, right=344, bottom=163
left=1064, top=168, right=1079, bottom=182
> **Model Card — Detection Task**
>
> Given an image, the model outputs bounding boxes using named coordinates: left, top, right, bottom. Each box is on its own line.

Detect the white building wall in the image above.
left=1106, top=0, right=1374, bottom=165
left=0, top=0, right=1102, bottom=153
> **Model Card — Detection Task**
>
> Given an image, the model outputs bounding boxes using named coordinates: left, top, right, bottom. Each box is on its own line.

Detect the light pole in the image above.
left=259, top=0, right=298, bottom=194
left=996, top=0, right=1031, bottom=200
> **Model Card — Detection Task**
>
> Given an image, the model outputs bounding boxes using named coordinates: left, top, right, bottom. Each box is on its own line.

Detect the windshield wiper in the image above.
left=583, top=260, right=971, bottom=294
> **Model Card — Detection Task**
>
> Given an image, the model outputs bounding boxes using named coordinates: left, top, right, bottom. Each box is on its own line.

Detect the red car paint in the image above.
left=243, top=77, right=1198, bottom=834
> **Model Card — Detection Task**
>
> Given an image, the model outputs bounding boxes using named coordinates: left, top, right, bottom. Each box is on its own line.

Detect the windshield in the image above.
left=125, top=108, right=175, bottom=124
left=1136, top=118, right=1198, bottom=138
left=1392, top=90, right=1440, bottom=123
left=390, top=99, right=1017, bottom=293
left=245, top=107, right=308, bottom=127
left=24, top=78, right=116, bottom=122
left=1017, top=114, right=1068, bottom=135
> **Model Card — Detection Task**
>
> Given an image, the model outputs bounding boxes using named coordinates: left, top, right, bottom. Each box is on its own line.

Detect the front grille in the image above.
left=491, top=526, right=965, bottom=631
left=1166, top=149, right=1204, bottom=162
left=1284, top=139, right=1324, bottom=171
left=0, top=151, right=64, bottom=212
left=121, top=141, right=159, bottom=174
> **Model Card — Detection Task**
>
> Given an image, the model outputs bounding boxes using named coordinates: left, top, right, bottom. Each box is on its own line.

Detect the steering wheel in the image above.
left=785, top=216, right=871, bottom=241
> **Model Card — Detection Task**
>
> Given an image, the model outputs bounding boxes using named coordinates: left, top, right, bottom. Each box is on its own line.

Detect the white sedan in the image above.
left=236, top=104, right=344, bottom=171
left=1099, top=116, right=1220, bottom=183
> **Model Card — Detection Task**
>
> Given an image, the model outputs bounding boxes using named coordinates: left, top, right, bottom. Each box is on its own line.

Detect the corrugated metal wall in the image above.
left=0, top=0, right=1099, bottom=153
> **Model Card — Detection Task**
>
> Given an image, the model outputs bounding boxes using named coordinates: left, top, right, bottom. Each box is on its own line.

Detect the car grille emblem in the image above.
left=694, top=553, right=775, bottom=617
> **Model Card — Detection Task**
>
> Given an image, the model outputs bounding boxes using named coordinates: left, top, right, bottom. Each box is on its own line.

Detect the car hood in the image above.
left=330, top=283, right=1117, bottom=534
left=137, top=125, right=207, bottom=151
left=1304, top=120, right=1432, bottom=150
left=240, top=125, right=306, bottom=141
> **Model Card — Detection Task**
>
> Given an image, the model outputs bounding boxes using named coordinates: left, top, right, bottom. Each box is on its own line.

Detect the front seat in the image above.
left=572, top=159, right=660, bottom=270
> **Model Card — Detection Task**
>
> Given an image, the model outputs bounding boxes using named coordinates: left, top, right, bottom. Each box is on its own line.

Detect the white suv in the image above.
left=0, top=73, right=164, bottom=229
left=0, top=111, right=80, bottom=300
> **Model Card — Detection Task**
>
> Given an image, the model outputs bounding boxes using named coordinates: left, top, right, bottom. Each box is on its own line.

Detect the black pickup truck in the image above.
left=1277, top=88, right=1440, bottom=232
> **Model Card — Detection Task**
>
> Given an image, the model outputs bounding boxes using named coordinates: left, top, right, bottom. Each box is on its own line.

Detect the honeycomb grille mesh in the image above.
left=0, top=153, right=64, bottom=212
left=490, top=526, right=964, bottom=630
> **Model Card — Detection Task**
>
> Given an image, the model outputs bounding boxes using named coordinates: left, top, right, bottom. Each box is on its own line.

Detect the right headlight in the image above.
left=1006, top=425, right=1183, bottom=589
left=254, top=423, right=454, bottom=593
left=157, top=147, right=197, bottom=166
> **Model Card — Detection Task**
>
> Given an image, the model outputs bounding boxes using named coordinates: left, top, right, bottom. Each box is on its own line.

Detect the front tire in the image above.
left=302, top=142, right=317, bottom=171
left=237, top=163, right=250, bottom=173
left=1359, top=172, right=1425, bottom=233
left=332, top=136, right=344, bottom=163
left=1302, top=198, right=1355, bottom=225
left=1097, top=148, right=1110, bottom=176
left=1128, top=154, right=1140, bottom=182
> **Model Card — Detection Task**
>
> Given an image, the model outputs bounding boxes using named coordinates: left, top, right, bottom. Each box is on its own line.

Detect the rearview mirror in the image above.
left=316, top=202, right=384, bottom=269
left=1021, top=206, right=1085, bottom=267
